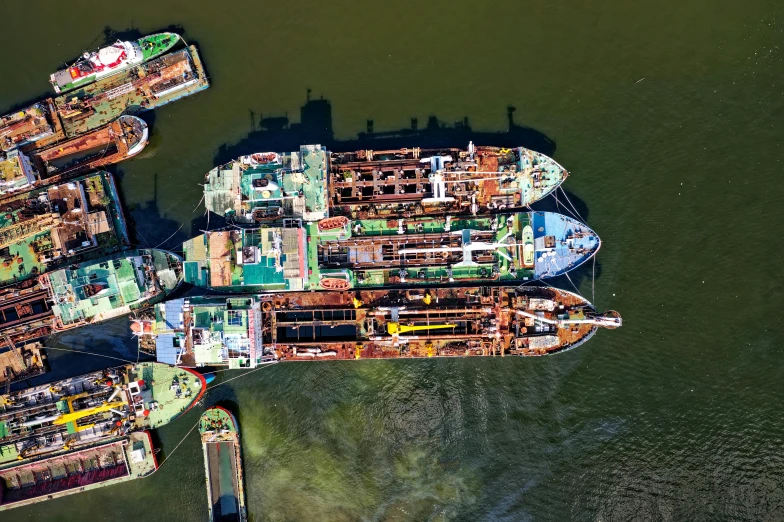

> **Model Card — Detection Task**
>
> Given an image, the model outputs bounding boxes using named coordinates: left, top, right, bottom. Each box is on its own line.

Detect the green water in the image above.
left=2, top=0, right=784, bottom=520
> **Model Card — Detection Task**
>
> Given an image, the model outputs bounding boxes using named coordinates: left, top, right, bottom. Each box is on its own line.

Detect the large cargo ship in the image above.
left=199, top=407, right=246, bottom=522
left=0, top=172, right=129, bottom=288
left=182, top=210, right=599, bottom=292
left=136, top=286, right=621, bottom=368
left=49, top=33, right=181, bottom=94
left=0, top=431, right=157, bottom=512
left=0, top=116, right=147, bottom=201
left=0, top=249, right=183, bottom=346
left=205, top=143, right=567, bottom=223
left=0, top=362, right=204, bottom=466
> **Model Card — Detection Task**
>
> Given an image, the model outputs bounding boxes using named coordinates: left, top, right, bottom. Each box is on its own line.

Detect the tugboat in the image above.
left=200, top=407, right=247, bottom=522
left=49, top=33, right=180, bottom=94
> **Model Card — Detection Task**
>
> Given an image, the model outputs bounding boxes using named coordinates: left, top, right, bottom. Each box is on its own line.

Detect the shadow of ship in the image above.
left=215, top=91, right=556, bottom=166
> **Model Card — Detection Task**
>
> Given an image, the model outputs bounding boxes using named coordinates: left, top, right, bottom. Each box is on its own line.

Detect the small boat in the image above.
left=317, top=216, right=349, bottom=232
left=319, top=275, right=351, bottom=290
left=200, top=407, right=247, bottom=522
left=49, top=33, right=180, bottom=94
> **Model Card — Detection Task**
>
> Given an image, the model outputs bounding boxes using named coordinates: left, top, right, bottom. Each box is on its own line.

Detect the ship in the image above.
left=200, top=407, right=247, bottom=522
left=0, top=172, right=130, bottom=288
left=0, top=43, right=207, bottom=155
left=205, top=143, right=567, bottom=223
left=54, top=46, right=209, bottom=138
left=0, top=361, right=205, bottom=468
left=0, top=431, right=156, bottom=512
left=0, top=116, right=147, bottom=202
left=182, top=210, right=599, bottom=292
left=50, top=33, right=181, bottom=94
left=136, top=286, right=621, bottom=368
left=0, top=343, right=47, bottom=391
left=0, top=249, right=183, bottom=346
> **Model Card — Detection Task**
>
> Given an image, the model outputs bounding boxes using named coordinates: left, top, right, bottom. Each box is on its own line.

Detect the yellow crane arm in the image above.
left=53, top=400, right=125, bottom=425
left=386, top=322, right=457, bottom=335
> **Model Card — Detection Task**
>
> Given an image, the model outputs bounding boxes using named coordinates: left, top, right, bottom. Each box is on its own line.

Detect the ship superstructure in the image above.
left=0, top=362, right=204, bottom=466
left=0, top=431, right=157, bottom=512
left=50, top=33, right=181, bottom=94
left=139, top=286, right=621, bottom=368
left=204, top=143, right=567, bottom=223
left=0, top=249, right=182, bottom=346
left=0, top=172, right=129, bottom=288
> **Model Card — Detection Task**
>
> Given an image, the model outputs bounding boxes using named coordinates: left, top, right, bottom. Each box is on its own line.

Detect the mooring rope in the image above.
left=39, top=346, right=137, bottom=364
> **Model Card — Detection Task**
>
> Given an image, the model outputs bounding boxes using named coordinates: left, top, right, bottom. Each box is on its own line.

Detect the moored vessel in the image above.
left=0, top=362, right=205, bottom=466
left=205, top=143, right=567, bottom=223
left=0, top=116, right=147, bottom=202
left=54, top=46, right=209, bottom=138
left=0, top=431, right=157, bottom=512
left=0, top=248, right=182, bottom=346
left=50, top=33, right=181, bottom=94
left=138, top=286, right=621, bottom=368
left=182, top=211, right=599, bottom=292
left=199, top=407, right=247, bottom=522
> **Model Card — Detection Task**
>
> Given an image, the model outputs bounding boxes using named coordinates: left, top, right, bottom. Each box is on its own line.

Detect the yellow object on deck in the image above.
left=53, top=401, right=124, bottom=425
left=423, top=293, right=432, bottom=305
left=353, top=297, right=363, bottom=309
left=386, top=322, right=457, bottom=335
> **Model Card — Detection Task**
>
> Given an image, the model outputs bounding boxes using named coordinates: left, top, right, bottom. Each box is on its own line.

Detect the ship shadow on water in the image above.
left=214, top=92, right=557, bottom=166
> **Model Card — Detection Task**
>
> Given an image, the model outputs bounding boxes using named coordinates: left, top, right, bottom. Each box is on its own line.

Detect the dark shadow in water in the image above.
left=214, top=92, right=556, bottom=166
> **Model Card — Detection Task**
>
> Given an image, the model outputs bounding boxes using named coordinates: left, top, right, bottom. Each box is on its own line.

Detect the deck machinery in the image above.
left=139, top=286, right=621, bottom=368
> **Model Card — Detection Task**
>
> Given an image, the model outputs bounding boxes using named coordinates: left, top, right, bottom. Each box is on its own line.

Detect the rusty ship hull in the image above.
left=205, top=143, right=567, bottom=224
left=0, top=115, right=147, bottom=203
left=141, top=286, right=621, bottom=368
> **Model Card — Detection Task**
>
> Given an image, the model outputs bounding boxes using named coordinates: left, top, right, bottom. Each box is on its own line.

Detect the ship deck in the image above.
left=0, top=432, right=156, bottom=512
left=54, top=46, right=209, bottom=138
left=200, top=407, right=244, bottom=522
left=0, top=173, right=128, bottom=287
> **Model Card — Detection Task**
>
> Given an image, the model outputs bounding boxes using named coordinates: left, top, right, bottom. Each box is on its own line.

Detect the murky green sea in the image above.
left=1, top=0, right=783, bottom=520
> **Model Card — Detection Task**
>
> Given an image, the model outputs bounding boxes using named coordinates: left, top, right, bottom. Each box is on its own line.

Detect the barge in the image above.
left=0, top=249, right=182, bottom=346
left=0, top=362, right=204, bottom=466
left=50, top=33, right=181, bottom=94
left=205, top=143, right=567, bottom=223
left=0, top=431, right=156, bottom=512
left=182, top=211, right=599, bottom=292
left=0, top=116, right=147, bottom=201
left=138, top=286, right=621, bottom=368
left=0, top=172, right=130, bottom=288
left=199, top=407, right=246, bottom=522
